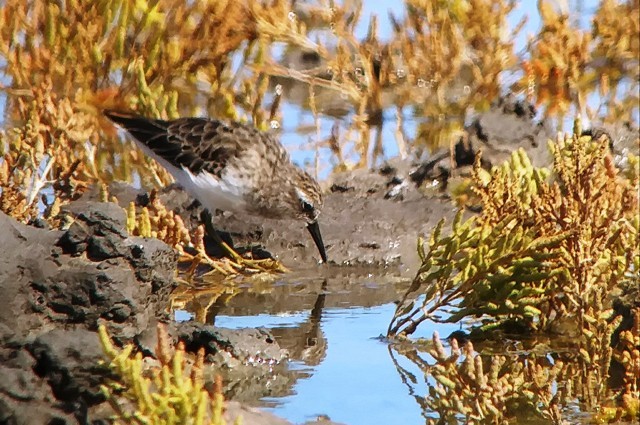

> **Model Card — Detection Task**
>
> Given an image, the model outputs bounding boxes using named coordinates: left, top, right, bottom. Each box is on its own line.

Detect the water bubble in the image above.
left=288, top=11, right=296, bottom=21
left=270, top=120, right=280, bottom=129
left=463, top=85, right=471, bottom=94
left=417, top=78, right=426, bottom=88
left=275, top=84, right=283, bottom=96
left=396, top=68, right=406, bottom=79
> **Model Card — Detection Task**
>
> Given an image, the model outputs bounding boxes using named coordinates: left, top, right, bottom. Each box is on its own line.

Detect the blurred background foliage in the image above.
left=0, top=0, right=638, bottom=225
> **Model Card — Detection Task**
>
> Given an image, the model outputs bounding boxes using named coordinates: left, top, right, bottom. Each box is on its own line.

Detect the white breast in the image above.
left=134, top=141, right=248, bottom=213
left=181, top=166, right=248, bottom=213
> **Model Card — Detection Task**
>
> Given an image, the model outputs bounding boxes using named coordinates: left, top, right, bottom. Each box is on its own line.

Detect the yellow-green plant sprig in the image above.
left=98, top=324, right=240, bottom=425
left=389, top=119, right=639, bottom=337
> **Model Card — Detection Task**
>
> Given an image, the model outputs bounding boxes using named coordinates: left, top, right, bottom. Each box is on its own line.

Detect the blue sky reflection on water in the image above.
left=213, top=303, right=461, bottom=425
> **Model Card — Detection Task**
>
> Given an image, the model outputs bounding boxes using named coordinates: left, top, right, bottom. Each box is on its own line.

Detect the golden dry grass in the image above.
left=0, top=0, right=638, bottom=273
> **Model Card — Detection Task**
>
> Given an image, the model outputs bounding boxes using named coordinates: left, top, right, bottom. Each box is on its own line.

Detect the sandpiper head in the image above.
left=291, top=169, right=328, bottom=263
left=249, top=166, right=327, bottom=262
left=291, top=172, right=323, bottom=223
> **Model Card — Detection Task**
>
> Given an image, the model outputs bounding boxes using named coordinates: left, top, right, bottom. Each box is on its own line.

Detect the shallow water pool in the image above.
left=177, top=272, right=462, bottom=425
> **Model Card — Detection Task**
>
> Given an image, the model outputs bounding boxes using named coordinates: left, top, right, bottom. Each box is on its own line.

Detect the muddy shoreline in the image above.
left=1, top=99, right=636, bottom=424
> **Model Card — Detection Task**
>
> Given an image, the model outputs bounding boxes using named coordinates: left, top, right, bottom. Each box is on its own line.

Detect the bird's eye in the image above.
left=301, top=200, right=314, bottom=214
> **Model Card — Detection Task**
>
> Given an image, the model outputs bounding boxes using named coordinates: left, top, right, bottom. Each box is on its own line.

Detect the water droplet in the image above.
left=354, top=67, right=363, bottom=77
left=288, top=11, right=296, bottom=21
left=463, top=85, right=471, bottom=94
left=270, top=120, right=280, bottom=129
left=396, top=68, right=406, bottom=78
left=275, top=84, right=283, bottom=96
left=417, top=78, right=426, bottom=88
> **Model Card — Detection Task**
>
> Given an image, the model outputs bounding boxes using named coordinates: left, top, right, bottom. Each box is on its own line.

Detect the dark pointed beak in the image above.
left=306, top=221, right=328, bottom=263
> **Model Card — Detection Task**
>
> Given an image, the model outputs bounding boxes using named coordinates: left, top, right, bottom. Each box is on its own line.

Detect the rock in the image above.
left=467, top=95, right=554, bottom=168
left=174, top=322, right=287, bottom=367
left=27, top=329, right=108, bottom=405
left=47, top=202, right=177, bottom=341
left=0, top=210, right=62, bottom=339
left=0, top=203, right=294, bottom=424
left=0, top=204, right=178, bottom=423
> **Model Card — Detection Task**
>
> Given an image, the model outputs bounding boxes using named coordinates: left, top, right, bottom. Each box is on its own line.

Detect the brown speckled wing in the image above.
left=104, top=110, right=287, bottom=178
left=164, top=118, right=237, bottom=176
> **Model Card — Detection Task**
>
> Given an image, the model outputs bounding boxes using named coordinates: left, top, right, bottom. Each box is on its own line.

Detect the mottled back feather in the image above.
left=103, top=110, right=288, bottom=178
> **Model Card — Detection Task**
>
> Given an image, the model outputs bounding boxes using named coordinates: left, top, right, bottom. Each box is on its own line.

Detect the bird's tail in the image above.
left=103, top=110, right=169, bottom=143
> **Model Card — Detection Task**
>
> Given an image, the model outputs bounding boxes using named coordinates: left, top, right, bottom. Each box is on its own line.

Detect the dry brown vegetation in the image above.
left=1, top=0, right=638, bottom=232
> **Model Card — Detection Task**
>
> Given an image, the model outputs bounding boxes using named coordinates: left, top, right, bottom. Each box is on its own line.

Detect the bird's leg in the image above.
left=200, top=209, right=287, bottom=273
left=200, top=209, right=242, bottom=260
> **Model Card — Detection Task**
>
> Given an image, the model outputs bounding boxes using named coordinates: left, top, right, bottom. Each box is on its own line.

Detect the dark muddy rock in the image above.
left=51, top=201, right=176, bottom=340
left=409, top=96, right=555, bottom=193
left=0, top=349, right=76, bottom=425
left=135, top=321, right=293, bottom=406
left=176, top=324, right=285, bottom=365
left=409, top=97, right=639, bottom=192
left=0, top=205, right=289, bottom=424
left=28, top=329, right=107, bottom=405
left=0, top=204, right=176, bottom=423
left=136, top=321, right=287, bottom=366
left=466, top=95, right=554, bottom=168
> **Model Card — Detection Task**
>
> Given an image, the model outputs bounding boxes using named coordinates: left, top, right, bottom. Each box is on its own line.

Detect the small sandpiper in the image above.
left=104, top=110, right=328, bottom=263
